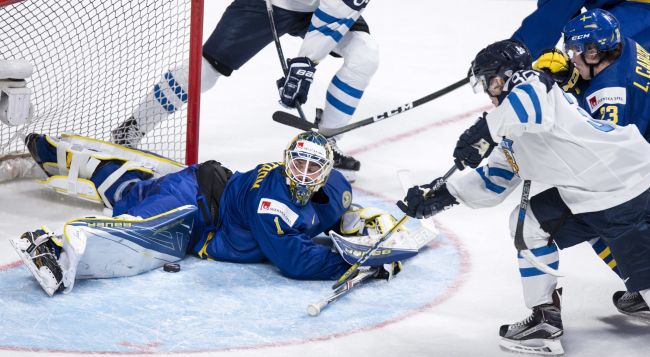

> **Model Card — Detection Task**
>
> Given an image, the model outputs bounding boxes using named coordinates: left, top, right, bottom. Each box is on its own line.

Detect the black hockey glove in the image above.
left=533, top=48, right=582, bottom=94
left=453, top=112, right=496, bottom=170
left=277, top=57, right=316, bottom=108
left=396, top=177, right=459, bottom=219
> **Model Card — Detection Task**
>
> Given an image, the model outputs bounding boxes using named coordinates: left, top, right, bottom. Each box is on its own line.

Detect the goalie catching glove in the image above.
left=397, top=177, right=459, bottom=219
left=533, top=48, right=582, bottom=94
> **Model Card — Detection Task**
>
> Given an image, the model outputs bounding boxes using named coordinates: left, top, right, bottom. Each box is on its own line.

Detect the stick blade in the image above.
left=272, top=111, right=317, bottom=131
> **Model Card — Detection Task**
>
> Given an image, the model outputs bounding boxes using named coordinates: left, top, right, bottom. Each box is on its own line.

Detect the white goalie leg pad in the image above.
left=509, top=205, right=559, bottom=309
left=320, top=32, right=379, bottom=135
left=38, top=133, right=184, bottom=207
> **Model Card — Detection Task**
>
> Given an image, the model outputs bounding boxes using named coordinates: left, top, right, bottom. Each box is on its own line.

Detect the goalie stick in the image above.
left=264, top=0, right=308, bottom=122
left=307, top=267, right=377, bottom=316
left=272, top=77, right=470, bottom=136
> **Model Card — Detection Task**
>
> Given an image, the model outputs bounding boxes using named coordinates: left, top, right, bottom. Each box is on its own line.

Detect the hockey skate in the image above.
left=10, top=229, right=64, bottom=296
left=111, top=116, right=144, bottom=148
left=613, top=291, right=650, bottom=319
left=327, top=137, right=360, bottom=183
left=499, top=289, right=564, bottom=356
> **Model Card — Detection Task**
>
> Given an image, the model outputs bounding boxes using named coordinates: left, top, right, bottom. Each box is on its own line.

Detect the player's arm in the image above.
left=250, top=205, right=350, bottom=280
left=447, top=149, right=522, bottom=209
left=297, top=0, right=369, bottom=63
left=510, top=0, right=585, bottom=58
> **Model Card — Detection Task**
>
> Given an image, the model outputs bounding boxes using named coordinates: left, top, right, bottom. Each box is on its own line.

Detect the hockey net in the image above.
left=0, top=0, right=203, bottom=173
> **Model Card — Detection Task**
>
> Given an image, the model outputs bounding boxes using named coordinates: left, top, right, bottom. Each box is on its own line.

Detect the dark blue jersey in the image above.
left=511, top=1, right=650, bottom=58
left=577, top=37, right=650, bottom=140
left=195, top=163, right=352, bottom=280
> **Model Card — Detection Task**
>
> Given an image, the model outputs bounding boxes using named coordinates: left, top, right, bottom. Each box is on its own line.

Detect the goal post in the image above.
left=0, top=0, right=203, bottom=165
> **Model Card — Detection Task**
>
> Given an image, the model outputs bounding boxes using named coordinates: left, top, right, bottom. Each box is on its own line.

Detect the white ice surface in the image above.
left=1, top=0, right=649, bottom=356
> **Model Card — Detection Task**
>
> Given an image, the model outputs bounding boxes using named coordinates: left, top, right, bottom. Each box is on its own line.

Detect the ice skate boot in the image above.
left=499, top=288, right=564, bottom=355
left=10, top=228, right=64, bottom=296
left=327, top=137, right=360, bottom=183
left=613, top=291, right=649, bottom=319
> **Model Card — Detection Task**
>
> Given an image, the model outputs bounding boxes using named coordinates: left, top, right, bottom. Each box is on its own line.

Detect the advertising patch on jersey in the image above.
left=586, top=87, right=626, bottom=113
left=342, top=190, right=352, bottom=209
left=343, top=0, right=369, bottom=11
left=295, top=140, right=327, bottom=158
left=258, top=198, right=298, bottom=227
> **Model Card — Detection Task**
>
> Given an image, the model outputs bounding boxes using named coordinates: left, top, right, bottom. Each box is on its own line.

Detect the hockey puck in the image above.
left=163, top=263, right=181, bottom=273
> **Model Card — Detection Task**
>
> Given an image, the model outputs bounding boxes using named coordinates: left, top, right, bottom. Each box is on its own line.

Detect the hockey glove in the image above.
left=396, top=177, right=459, bottom=219
left=533, top=48, right=582, bottom=94
left=453, top=112, right=496, bottom=170
left=277, top=57, right=316, bottom=108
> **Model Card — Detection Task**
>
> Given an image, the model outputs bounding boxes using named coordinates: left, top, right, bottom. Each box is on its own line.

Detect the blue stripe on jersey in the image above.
left=154, top=84, right=176, bottom=113
left=313, top=8, right=356, bottom=29
left=164, top=71, right=188, bottom=103
left=487, top=167, right=515, bottom=181
left=476, top=167, right=506, bottom=194
left=519, top=261, right=559, bottom=277
left=591, top=239, right=607, bottom=254
left=332, top=76, right=364, bottom=99
left=517, top=245, right=557, bottom=258
left=326, top=92, right=355, bottom=115
left=507, top=91, right=528, bottom=123
left=517, top=84, right=542, bottom=124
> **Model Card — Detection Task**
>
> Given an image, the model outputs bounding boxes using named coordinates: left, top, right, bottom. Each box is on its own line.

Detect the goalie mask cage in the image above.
left=0, top=0, right=203, bottom=165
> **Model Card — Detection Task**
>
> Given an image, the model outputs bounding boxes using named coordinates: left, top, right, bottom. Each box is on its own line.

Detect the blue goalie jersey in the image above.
left=193, top=163, right=353, bottom=280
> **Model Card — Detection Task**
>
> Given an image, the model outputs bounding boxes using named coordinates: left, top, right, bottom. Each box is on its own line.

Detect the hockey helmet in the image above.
left=470, top=39, right=532, bottom=94
left=563, top=9, right=621, bottom=56
left=284, top=131, right=334, bottom=206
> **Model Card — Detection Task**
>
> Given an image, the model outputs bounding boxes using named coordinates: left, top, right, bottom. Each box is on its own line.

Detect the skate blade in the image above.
left=9, top=238, right=57, bottom=297
left=499, top=337, right=564, bottom=356
left=616, top=309, right=650, bottom=322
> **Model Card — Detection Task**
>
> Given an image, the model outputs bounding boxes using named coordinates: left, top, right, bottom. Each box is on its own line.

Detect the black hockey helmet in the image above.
left=469, top=39, right=532, bottom=93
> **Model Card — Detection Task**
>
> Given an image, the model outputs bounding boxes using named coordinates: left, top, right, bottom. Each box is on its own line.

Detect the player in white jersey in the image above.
left=398, top=39, right=650, bottom=355
left=111, top=0, right=377, bottom=182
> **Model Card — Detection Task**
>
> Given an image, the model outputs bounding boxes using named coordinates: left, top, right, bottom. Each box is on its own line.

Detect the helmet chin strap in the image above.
left=580, top=53, right=600, bottom=79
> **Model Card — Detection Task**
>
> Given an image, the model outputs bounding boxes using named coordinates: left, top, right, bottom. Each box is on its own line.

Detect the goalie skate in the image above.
left=499, top=289, right=564, bottom=356
left=10, top=229, right=64, bottom=297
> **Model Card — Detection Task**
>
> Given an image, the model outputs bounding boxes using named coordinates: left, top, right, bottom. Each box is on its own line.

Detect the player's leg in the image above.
left=500, top=188, right=596, bottom=355
left=580, top=189, right=650, bottom=318
left=319, top=18, right=379, bottom=181
left=115, top=0, right=312, bottom=147
left=24, top=133, right=183, bottom=209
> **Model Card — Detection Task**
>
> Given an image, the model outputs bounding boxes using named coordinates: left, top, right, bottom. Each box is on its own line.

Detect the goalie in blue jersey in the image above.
left=11, top=131, right=422, bottom=297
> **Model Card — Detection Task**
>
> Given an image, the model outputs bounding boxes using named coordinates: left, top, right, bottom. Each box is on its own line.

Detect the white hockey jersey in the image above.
left=447, top=70, right=650, bottom=214
left=269, top=0, right=369, bottom=62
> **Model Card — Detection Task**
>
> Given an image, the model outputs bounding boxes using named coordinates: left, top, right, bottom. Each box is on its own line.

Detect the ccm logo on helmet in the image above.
left=570, top=34, right=590, bottom=41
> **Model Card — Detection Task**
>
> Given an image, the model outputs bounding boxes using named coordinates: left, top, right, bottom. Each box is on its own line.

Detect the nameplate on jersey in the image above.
left=586, top=87, right=626, bottom=113
left=257, top=198, right=298, bottom=227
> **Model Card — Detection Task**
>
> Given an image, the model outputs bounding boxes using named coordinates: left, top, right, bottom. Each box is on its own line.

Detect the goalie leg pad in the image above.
left=25, top=133, right=184, bottom=208
left=62, top=205, right=197, bottom=291
left=0, top=60, right=34, bottom=126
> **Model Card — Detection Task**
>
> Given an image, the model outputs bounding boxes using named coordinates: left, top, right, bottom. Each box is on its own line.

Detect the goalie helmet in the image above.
left=563, top=9, right=621, bottom=55
left=284, top=131, right=334, bottom=206
left=469, top=39, right=532, bottom=94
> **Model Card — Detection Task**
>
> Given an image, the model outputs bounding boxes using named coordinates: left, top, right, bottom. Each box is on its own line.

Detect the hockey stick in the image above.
left=332, top=214, right=409, bottom=290
left=272, top=76, right=470, bottom=136
left=332, top=165, right=457, bottom=290
left=514, top=180, right=563, bottom=277
left=307, top=267, right=377, bottom=316
left=264, top=0, right=309, bottom=122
